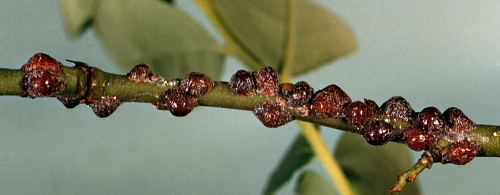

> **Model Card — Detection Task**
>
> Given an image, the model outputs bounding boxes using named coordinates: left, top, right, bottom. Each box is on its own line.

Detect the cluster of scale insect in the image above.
left=19, top=53, right=130, bottom=118
left=225, top=67, right=290, bottom=127
left=16, top=54, right=485, bottom=164
left=228, top=66, right=482, bottom=165
left=159, top=71, right=214, bottom=117
left=360, top=96, right=481, bottom=165
left=19, top=53, right=67, bottom=98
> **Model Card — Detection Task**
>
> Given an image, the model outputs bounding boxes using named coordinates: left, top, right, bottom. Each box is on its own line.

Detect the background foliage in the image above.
left=0, top=0, right=499, bottom=194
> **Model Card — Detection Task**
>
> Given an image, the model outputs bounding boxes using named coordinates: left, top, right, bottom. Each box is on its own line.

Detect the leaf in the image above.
left=262, top=132, right=315, bottom=195
left=201, top=0, right=356, bottom=75
left=59, top=0, right=99, bottom=37
left=334, top=133, right=421, bottom=195
left=295, top=170, right=336, bottom=195
left=61, top=0, right=224, bottom=79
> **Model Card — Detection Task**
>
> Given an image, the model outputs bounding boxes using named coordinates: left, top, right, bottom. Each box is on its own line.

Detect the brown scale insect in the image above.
left=254, top=67, right=280, bottom=97
left=443, top=107, right=477, bottom=132
left=362, top=120, right=398, bottom=146
left=21, top=53, right=65, bottom=75
left=309, top=91, right=345, bottom=119
left=380, top=96, right=414, bottom=121
left=342, top=101, right=376, bottom=128
left=253, top=101, right=294, bottom=128
left=441, top=140, right=481, bottom=165
left=399, top=126, right=438, bottom=151
left=414, top=106, right=447, bottom=136
left=163, top=88, right=198, bottom=117
left=127, top=64, right=161, bottom=82
left=20, top=70, right=67, bottom=98
left=180, top=72, right=214, bottom=97
left=228, top=70, right=255, bottom=96
left=321, top=84, right=352, bottom=105
left=88, top=96, right=124, bottom=118
left=284, top=81, right=314, bottom=107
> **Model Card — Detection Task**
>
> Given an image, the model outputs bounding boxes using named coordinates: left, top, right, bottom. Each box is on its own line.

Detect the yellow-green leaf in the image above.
left=334, top=133, right=421, bottom=195
left=61, top=0, right=224, bottom=79
left=59, top=0, right=99, bottom=37
left=200, top=0, right=356, bottom=75
left=93, top=0, right=224, bottom=79
left=295, top=170, right=336, bottom=195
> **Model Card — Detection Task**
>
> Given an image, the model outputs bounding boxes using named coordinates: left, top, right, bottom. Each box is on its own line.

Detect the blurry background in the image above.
left=1, top=0, right=499, bottom=194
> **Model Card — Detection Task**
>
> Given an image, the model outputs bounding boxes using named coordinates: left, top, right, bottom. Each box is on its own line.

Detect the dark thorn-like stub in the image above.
left=88, top=96, right=124, bottom=118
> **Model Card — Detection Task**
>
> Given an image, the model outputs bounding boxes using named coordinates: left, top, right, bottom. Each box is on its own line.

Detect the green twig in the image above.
left=2, top=67, right=500, bottom=157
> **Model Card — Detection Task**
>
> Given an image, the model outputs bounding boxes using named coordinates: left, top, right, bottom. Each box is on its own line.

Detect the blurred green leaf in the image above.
left=295, top=170, right=336, bottom=195
left=61, top=0, right=224, bottom=79
left=262, top=132, right=315, bottom=195
left=334, top=133, right=421, bottom=195
left=59, top=0, right=99, bottom=37
left=206, top=0, right=356, bottom=75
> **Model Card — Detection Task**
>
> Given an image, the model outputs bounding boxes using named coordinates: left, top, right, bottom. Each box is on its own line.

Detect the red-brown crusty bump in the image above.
left=180, top=72, right=214, bottom=97
left=21, top=53, right=65, bottom=75
left=255, top=67, right=280, bottom=97
left=20, top=70, right=67, bottom=98
left=163, top=88, right=198, bottom=117
left=228, top=70, right=256, bottom=96
left=253, top=101, right=294, bottom=128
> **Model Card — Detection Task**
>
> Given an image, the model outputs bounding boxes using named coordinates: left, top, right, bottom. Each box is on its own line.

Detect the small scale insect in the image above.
left=441, top=140, right=481, bottom=165
left=380, top=96, right=414, bottom=121
left=309, top=91, right=345, bottom=119
left=21, top=53, right=65, bottom=75
left=414, top=107, right=447, bottom=135
left=163, top=88, right=198, bottom=117
left=20, top=70, right=67, bottom=98
left=254, top=67, right=280, bottom=97
left=284, top=81, right=314, bottom=107
left=342, top=101, right=376, bottom=128
left=399, top=126, right=438, bottom=151
left=362, top=120, right=398, bottom=146
left=443, top=107, right=477, bottom=132
left=321, top=84, right=351, bottom=106
left=88, top=96, right=124, bottom=118
left=253, top=101, right=294, bottom=128
left=180, top=72, right=214, bottom=97
left=127, top=64, right=161, bottom=82
left=228, top=70, right=255, bottom=96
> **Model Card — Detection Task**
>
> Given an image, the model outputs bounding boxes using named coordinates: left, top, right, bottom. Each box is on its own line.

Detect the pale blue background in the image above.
left=1, top=0, right=499, bottom=194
